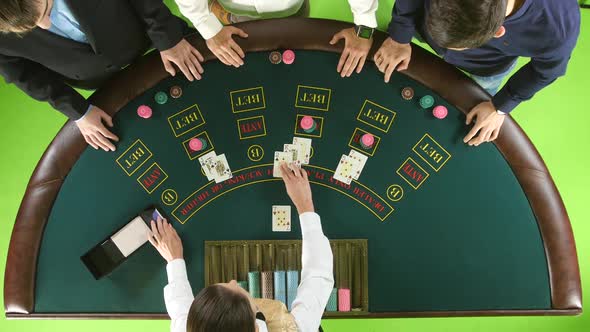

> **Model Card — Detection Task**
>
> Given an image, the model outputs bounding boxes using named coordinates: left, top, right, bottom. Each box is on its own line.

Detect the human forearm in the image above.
left=175, top=0, right=223, bottom=40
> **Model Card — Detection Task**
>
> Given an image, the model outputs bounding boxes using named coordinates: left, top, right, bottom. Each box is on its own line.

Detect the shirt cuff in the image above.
left=75, top=104, right=94, bottom=123
left=353, top=13, right=378, bottom=29
left=388, top=23, right=415, bottom=44
left=194, top=13, right=224, bottom=40
left=492, top=89, right=520, bottom=114
left=299, top=212, right=323, bottom=237
left=166, top=259, right=188, bottom=283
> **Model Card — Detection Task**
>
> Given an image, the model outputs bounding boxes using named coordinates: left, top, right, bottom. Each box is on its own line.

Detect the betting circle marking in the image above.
left=247, top=145, right=264, bottom=162
left=310, top=146, right=315, bottom=158
left=161, top=189, right=179, bottom=206
left=386, top=184, right=404, bottom=202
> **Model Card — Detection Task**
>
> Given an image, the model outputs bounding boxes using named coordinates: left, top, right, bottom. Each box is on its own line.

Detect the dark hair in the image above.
left=425, top=0, right=507, bottom=49
left=0, top=0, right=41, bottom=33
left=186, top=285, right=256, bottom=332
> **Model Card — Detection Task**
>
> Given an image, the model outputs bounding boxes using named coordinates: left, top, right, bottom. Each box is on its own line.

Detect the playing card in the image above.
left=212, top=154, right=232, bottom=183
left=272, top=205, right=291, bottom=232
left=333, top=155, right=359, bottom=184
left=292, top=137, right=312, bottom=165
left=273, top=151, right=293, bottom=178
left=198, top=151, right=217, bottom=180
left=348, top=149, right=368, bottom=180
left=283, top=144, right=301, bottom=167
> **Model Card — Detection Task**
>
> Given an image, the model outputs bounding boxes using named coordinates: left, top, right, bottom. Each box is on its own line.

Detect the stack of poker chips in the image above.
left=189, top=138, right=208, bottom=152
left=286, top=270, right=299, bottom=310
left=261, top=271, right=274, bottom=299
left=248, top=271, right=261, bottom=298
left=300, top=116, right=317, bottom=134
left=360, top=133, right=375, bottom=150
left=326, top=288, right=338, bottom=311
left=274, top=271, right=287, bottom=304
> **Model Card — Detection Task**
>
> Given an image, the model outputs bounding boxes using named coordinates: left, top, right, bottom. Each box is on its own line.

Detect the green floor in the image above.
left=0, top=1, right=587, bottom=331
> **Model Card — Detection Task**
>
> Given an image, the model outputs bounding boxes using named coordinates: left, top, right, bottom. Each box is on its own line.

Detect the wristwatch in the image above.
left=354, top=25, right=374, bottom=39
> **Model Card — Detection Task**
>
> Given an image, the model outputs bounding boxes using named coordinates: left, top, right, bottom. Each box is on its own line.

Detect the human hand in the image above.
left=75, top=106, right=119, bottom=151
left=206, top=26, right=249, bottom=67
left=329, top=28, right=372, bottom=77
left=463, top=101, right=506, bottom=146
left=148, top=217, right=184, bottom=263
left=160, top=38, right=205, bottom=81
left=280, top=162, right=314, bottom=215
left=373, top=37, right=412, bottom=83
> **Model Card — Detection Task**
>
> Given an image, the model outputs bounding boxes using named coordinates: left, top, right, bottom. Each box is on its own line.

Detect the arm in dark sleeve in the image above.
left=493, top=44, right=577, bottom=113
left=0, top=54, right=88, bottom=120
left=128, top=0, right=185, bottom=51
left=387, top=0, right=425, bottom=44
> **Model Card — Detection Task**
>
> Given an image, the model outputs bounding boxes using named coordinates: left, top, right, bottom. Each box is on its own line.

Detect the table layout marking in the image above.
left=167, top=104, right=207, bottom=137
left=396, top=157, right=430, bottom=190
left=171, top=164, right=393, bottom=224
left=247, top=145, right=265, bottom=162
left=295, top=85, right=332, bottom=111
left=161, top=189, right=179, bottom=206
left=356, top=100, right=397, bottom=133
left=230, top=87, right=266, bottom=113
left=412, top=133, right=451, bottom=172
left=115, top=139, right=153, bottom=176
left=237, top=115, right=267, bottom=140
left=136, top=162, right=169, bottom=194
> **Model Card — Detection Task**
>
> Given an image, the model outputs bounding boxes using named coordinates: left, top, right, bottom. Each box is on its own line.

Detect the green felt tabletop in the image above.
left=35, top=50, right=550, bottom=314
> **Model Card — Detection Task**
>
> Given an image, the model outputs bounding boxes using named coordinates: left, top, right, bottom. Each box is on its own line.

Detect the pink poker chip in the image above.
left=189, top=138, right=203, bottom=152
left=433, top=105, right=448, bottom=119
left=282, top=50, right=295, bottom=64
left=300, top=116, right=315, bottom=130
left=137, top=105, right=152, bottom=119
left=338, top=288, right=351, bottom=312
left=361, top=133, right=375, bottom=147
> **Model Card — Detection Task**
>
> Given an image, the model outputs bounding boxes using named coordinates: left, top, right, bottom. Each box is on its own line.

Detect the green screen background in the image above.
left=0, top=1, right=587, bottom=330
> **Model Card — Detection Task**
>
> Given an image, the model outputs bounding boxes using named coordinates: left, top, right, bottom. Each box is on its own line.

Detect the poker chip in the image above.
left=170, top=86, right=182, bottom=99
left=282, top=50, right=295, bottom=65
left=326, top=288, right=338, bottom=311
left=269, top=51, right=282, bottom=64
left=154, top=91, right=168, bottom=104
left=433, top=105, right=448, bottom=119
left=338, top=288, right=351, bottom=312
left=360, top=133, right=375, bottom=149
left=237, top=281, right=249, bottom=291
left=248, top=271, right=261, bottom=298
left=401, top=87, right=414, bottom=100
left=136, top=105, right=152, bottom=119
left=189, top=138, right=206, bottom=152
left=419, top=95, right=434, bottom=109
left=300, top=116, right=316, bottom=133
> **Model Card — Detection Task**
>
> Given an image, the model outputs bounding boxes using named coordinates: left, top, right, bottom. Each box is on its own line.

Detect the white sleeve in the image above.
left=164, top=259, right=195, bottom=332
left=290, top=212, right=334, bottom=332
left=174, top=0, right=224, bottom=39
left=348, top=0, right=378, bottom=28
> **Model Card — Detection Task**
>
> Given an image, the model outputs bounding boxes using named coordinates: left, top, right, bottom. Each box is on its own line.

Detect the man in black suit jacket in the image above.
left=0, top=0, right=205, bottom=152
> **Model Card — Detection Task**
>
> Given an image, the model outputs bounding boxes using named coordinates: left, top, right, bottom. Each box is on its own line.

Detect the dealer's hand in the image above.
left=373, top=37, right=412, bottom=83
left=464, top=101, right=506, bottom=146
left=160, top=38, right=205, bottom=81
left=206, top=26, right=249, bottom=67
left=148, top=217, right=184, bottom=263
left=75, top=106, right=119, bottom=152
left=280, top=163, right=314, bottom=215
left=330, top=28, right=372, bottom=77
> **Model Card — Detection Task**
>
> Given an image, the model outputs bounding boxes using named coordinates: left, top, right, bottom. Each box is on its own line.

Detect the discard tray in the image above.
left=204, top=239, right=368, bottom=316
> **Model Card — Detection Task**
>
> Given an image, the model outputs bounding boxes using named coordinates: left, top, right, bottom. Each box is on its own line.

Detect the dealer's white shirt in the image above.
left=175, top=0, right=378, bottom=39
left=163, top=212, right=334, bottom=332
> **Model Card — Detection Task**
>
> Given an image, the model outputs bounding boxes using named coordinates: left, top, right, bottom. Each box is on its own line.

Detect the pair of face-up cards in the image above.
left=198, top=151, right=232, bottom=183
left=333, top=150, right=368, bottom=184
left=272, top=205, right=291, bottom=232
left=273, top=137, right=312, bottom=177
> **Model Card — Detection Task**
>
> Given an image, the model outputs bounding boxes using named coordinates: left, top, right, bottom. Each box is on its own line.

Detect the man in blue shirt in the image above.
left=372, top=0, right=580, bottom=146
left=0, top=0, right=205, bottom=152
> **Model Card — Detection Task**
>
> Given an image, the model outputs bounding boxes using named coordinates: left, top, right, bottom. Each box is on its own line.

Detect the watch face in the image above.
left=358, top=27, right=373, bottom=39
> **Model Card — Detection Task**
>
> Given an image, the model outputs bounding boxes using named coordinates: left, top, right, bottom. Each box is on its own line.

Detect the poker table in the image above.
left=4, top=18, right=582, bottom=319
